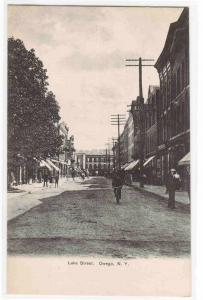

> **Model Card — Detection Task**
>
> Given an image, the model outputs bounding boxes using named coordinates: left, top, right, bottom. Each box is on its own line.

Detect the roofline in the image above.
left=154, top=7, right=188, bottom=70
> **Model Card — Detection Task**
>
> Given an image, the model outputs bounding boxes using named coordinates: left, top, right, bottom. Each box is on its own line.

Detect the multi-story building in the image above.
left=144, top=86, right=160, bottom=184
left=120, top=126, right=128, bottom=166
left=113, top=111, right=137, bottom=171
left=75, top=152, right=113, bottom=176
left=127, top=113, right=135, bottom=162
left=154, top=7, right=190, bottom=185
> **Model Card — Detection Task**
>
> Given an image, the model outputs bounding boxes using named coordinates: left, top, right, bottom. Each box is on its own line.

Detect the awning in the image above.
left=51, top=159, right=69, bottom=166
left=125, top=160, right=140, bottom=171
left=40, top=160, right=52, bottom=171
left=60, top=161, right=69, bottom=166
left=46, top=159, right=60, bottom=172
left=121, top=162, right=129, bottom=170
left=51, top=159, right=60, bottom=163
left=143, top=156, right=155, bottom=167
left=178, top=152, right=190, bottom=166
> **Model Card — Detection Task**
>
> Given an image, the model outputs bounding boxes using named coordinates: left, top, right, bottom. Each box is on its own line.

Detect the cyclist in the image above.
left=112, top=170, right=124, bottom=204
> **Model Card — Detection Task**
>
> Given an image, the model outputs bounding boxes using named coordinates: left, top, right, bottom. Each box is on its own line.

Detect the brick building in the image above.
left=154, top=7, right=190, bottom=185
left=144, top=86, right=160, bottom=184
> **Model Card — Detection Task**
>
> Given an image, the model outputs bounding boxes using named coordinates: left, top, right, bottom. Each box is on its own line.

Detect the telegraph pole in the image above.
left=105, top=141, right=111, bottom=176
left=126, top=57, right=154, bottom=187
left=112, top=137, right=118, bottom=171
left=105, top=148, right=108, bottom=176
left=110, top=115, right=126, bottom=170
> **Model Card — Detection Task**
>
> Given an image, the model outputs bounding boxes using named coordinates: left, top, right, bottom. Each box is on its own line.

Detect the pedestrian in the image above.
left=48, top=175, right=53, bottom=188
left=80, top=172, right=85, bottom=180
left=55, top=171, right=59, bottom=188
left=112, top=170, right=124, bottom=204
left=166, top=169, right=181, bottom=209
left=71, top=169, right=76, bottom=181
left=43, top=172, right=48, bottom=187
left=86, top=169, right=89, bottom=178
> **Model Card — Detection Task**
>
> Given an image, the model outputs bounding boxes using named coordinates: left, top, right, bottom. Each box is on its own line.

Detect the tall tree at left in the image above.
left=8, top=37, right=63, bottom=186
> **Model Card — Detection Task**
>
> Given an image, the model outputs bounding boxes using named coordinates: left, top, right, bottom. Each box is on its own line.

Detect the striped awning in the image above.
left=143, top=156, right=155, bottom=167
left=121, top=162, right=130, bottom=170
left=40, top=160, right=52, bottom=171
left=125, top=160, right=140, bottom=171
left=46, top=159, right=60, bottom=172
left=178, top=152, right=190, bottom=166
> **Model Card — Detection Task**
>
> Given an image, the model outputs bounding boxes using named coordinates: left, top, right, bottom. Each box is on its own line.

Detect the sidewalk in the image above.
left=130, top=181, right=190, bottom=205
left=7, top=177, right=90, bottom=221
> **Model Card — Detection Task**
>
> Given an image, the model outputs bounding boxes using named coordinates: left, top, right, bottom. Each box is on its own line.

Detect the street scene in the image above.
left=8, top=176, right=190, bottom=257
left=7, top=6, right=190, bottom=259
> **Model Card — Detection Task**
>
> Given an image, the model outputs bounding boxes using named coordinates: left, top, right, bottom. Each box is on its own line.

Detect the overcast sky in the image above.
left=8, top=5, right=183, bottom=150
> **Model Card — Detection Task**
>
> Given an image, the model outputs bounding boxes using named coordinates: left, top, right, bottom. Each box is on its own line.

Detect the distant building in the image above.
left=75, top=152, right=113, bottom=176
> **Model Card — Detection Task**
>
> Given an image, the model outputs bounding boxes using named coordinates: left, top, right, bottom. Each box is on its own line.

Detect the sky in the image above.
left=8, top=5, right=183, bottom=150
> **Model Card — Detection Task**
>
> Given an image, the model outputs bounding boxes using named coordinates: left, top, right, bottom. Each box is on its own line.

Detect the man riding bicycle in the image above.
left=112, top=170, right=124, bottom=204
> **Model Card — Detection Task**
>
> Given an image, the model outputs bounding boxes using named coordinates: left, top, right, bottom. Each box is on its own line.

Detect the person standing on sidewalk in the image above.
left=112, top=170, right=124, bottom=204
left=71, top=169, right=76, bottom=181
left=43, top=172, right=49, bottom=187
left=166, top=169, right=181, bottom=209
left=55, top=171, right=59, bottom=188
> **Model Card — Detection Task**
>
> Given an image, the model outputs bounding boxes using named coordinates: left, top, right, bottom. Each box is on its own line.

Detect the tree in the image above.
left=8, top=37, right=63, bottom=176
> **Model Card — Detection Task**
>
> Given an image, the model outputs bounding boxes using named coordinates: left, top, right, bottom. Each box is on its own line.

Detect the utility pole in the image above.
left=105, top=148, right=108, bottom=176
left=111, top=115, right=126, bottom=170
left=126, top=57, right=154, bottom=187
left=112, top=137, right=118, bottom=171
left=108, top=145, right=111, bottom=175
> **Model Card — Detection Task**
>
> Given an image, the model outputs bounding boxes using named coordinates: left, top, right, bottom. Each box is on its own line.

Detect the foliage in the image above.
left=8, top=37, right=63, bottom=167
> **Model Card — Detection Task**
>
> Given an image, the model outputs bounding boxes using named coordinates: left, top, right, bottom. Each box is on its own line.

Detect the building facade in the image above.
left=112, top=8, right=189, bottom=188
left=113, top=112, right=136, bottom=170
left=144, top=86, right=160, bottom=184
left=75, top=152, right=114, bottom=176
left=154, top=7, right=190, bottom=185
